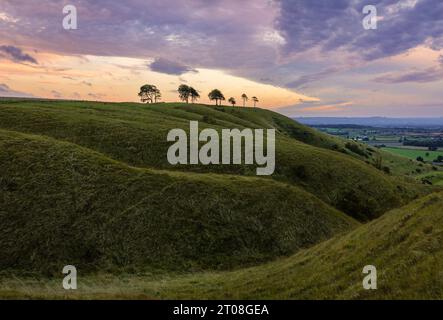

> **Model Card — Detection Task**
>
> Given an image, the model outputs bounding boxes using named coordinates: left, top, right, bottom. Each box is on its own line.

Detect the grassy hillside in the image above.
left=417, top=171, right=443, bottom=186
left=0, top=99, right=429, bottom=220
left=0, top=99, right=441, bottom=300
left=2, top=191, right=442, bottom=300
left=0, top=129, right=357, bottom=275
left=149, top=192, right=443, bottom=300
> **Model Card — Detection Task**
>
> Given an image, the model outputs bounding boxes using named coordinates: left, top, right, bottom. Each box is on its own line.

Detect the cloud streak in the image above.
left=0, top=83, right=34, bottom=97
left=374, top=67, right=443, bottom=84
left=0, top=45, right=38, bottom=64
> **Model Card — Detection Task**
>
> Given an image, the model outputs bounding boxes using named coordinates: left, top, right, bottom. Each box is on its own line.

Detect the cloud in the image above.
left=1, top=0, right=443, bottom=116
left=0, top=0, right=279, bottom=79
left=149, top=58, right=197, bottom=75
left=87, top=93, right=106, bottom=100
left=374, top=67, right=443, bottom=84
left=51, top=90, right=62, bottom=98
left=277, top=99, right=352, bottom=116
left=286, top=67, right=343, bottom=89
left=0, top=83, right=34, bottom=97
left=0, top=45, right=38, bottom=64
left=276, top=0, right=443, bottom=62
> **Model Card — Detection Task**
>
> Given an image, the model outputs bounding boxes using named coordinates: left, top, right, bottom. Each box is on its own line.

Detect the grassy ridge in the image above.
left=149, top=192, right=443, bottom=300
left=2, top=192, right=442, bottom=300
left=0, top=100, right=428, bottom=220
left=0, top=129, right=357, bottom=275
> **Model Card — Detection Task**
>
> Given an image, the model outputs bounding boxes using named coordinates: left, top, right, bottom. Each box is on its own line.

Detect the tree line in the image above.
left=138, top=84, right=259, bottom=107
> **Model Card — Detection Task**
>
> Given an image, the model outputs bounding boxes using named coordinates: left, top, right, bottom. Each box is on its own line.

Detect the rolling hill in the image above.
left=0, top=128, right=356, bottom=274
left=148, top=191, right=443, bottom=300
left=0, top=100, right=429, bottom=221
left=0, top=98, right=440, bottom=299
left=2, top=191, right=442, bottom=299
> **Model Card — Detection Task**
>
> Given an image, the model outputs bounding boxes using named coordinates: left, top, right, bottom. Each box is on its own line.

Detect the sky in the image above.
left=1, top=0, right=443, bottom=117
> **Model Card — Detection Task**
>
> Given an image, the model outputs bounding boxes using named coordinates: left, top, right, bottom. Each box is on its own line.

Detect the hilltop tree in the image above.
left=154, top=88, right=161, bottom=103
left=252, top=96, right=259, bottom=107
left=241, top=93, right=248, bottom=107
left=138, top=84, right=161, bottom=103
left=178, top=84, right=191, bottom=103
left=228, top=97, right=236, bottom=107
left=189, top=87, right=200, bottom=103
left=208, top=89, right=225, bottom=106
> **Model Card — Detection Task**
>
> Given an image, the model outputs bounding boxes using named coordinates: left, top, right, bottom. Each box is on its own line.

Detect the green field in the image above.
left=417, top=171, right=443, bottom=186
left=0, top=99, right=441, bottom=299
left=382, top=147, right=443, bottom=162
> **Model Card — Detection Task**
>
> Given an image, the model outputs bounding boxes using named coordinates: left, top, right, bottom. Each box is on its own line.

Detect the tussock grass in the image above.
left=2, top=192, right=442, bottom=300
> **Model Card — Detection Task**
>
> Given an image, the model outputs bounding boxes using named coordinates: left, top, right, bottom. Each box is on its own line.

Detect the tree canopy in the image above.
left=208, top=89, right=225, bottom=106
left=252, top=96, right=259, bottom=107
left=178, top=84, right=200, bottom=103
left=241, top=94, right=248, bottom=107
left=138, top=84, right=161, bottom=103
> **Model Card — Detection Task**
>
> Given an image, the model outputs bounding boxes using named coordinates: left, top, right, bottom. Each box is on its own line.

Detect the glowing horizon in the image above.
left=1, top=0, right=443, bottom=117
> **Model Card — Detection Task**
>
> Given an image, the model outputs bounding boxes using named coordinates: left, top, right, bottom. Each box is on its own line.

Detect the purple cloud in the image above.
left=0, top=83, right=34, bottom=97
left=374, top=67, right=443, bottom=84
left=0, top=0, right=277, bottom=77
left=286, top=66, right=343, bottom=89
left=1, top=0, right=443, bottom=117
left=276, top=0, right=443, bottom=61
left=149, top=58, right=197, bottom=75
left=0, top=45, right=38, bottom=64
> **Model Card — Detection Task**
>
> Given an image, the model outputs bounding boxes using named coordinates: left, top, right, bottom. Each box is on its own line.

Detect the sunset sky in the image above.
left=1, top=0, right=443, bottom=117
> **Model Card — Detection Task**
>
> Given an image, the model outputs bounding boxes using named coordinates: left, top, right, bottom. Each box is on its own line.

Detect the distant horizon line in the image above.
left=1, top=96, right=442, bottom=119
left=296, top=116, right=443, bottom=119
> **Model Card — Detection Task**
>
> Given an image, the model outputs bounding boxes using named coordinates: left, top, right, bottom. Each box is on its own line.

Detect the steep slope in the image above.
left=0, top=129, right=357, bottom=275
left=148, top=192, right=443, bottom=299
left=2, top=192, right=442, bottom=299
left=0, top=99, right=428, bottom=220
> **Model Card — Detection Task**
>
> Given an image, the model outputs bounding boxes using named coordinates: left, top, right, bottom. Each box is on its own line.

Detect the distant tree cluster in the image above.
left=403, top=138, right=443, bottom=148
left=138, top=84, right=259, bottom=108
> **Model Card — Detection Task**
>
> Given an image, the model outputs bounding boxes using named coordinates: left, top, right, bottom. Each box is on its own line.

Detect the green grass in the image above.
left=0, top=99, right=440, bottom=299
left=417, top=171, right=443, bottom=186
left=0, top=99, right=428, bottom=221
left=0, top=129, right=357, bottom=275
left=2, top=192, right=443, bottom=300
left=378, top=148, right=437, bottom=177
left=382, top=147, right=443, bottom=162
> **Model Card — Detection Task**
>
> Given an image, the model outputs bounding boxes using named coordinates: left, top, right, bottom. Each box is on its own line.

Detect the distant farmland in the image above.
left=382, top=146, right=443, bottom=162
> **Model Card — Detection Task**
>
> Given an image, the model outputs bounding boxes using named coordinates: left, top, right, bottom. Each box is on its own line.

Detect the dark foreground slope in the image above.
left=150, top=192, right=443, bottom=300
left=0, top=129, right=356, bottom=274
left=0, top=100, right=428, bottom=220
left=1, top=192, right=442, bottom=299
